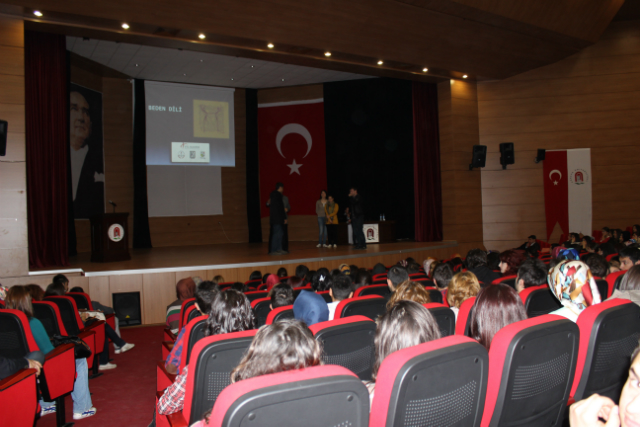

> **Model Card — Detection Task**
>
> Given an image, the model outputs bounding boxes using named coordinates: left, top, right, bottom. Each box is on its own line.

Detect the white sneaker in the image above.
left=323, top=244, right=329, bottom=247
left=316, top=244, right=322, bottom=248
left=113, top=345, right=121, bottom=354
left=40, top=404, right=56, bottom=417
left=333, top=244, right=337, bottom=248
left=118, top=343, right=135, bottom=354
left=98, top=362, right=117, bottom=371
left=73, top=407, right=97, bottom=420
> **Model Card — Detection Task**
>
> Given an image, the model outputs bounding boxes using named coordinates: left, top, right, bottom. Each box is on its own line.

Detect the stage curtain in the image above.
left=245, top=89, right=263, bottom=243
left=324, top=78, right=415, bottom=239
left=412, top=81, right=443, bottom=242
left=65, top=51, right=78, bottom=256
left=25, top=31, right=69, bottom=267
left=132, top=79, right=152, bottom=248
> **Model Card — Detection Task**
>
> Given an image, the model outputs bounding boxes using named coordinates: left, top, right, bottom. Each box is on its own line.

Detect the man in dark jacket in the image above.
left=466, top=249, right=501, bottom=286
left=517, top=235, right=541, bottom=254
left=269, top=183, right=287, bottom=255
left=349, top=187, right=366, bottom=249
left=0, top=352, right=43, bottom=380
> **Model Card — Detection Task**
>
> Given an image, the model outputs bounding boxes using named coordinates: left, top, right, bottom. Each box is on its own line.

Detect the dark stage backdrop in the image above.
left=324, top=78, right=415, bottom=240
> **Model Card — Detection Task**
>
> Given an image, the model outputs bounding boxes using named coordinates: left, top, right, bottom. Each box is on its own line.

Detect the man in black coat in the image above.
left=349, top=187, right=366, bottom=249
left=269, top=183, right=287, bottom=255
left=466, top=249, right=501, bottom=287
left=517, top=235, right=541, bottom=254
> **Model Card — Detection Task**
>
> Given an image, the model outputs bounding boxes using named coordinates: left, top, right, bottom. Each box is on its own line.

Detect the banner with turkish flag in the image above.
left=543, top=149, right=592, bottom=241
left=258, top=100, right=327, bottom=217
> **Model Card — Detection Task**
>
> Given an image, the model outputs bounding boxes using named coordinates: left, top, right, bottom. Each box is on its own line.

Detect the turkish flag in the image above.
left=543, top=150, right=569, bottom=241
left=258, top=101, right=327, bottom=217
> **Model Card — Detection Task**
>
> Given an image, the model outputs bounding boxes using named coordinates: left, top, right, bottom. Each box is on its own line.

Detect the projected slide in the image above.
left=145, top=81, right=235, bottom=167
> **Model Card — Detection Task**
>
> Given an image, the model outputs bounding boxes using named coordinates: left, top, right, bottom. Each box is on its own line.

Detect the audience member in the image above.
left=276, top=267, right=288, bottom=278
left=548, top=260, right=602, bottom=322
left=517, top=235, right=540, bottom=253
left=406, top=262, right=421, bottom=274
left=25, top=284, right=44, bottom=301
left=446, top=272, right=481, bottom=320
left=264, top=274, right=280, bottom=292
left=230, top=282, right=246, bottom=293
left=609, top=265, right=640, bottom=306
left=295, top=264, right=310, bottom=283
left=327, top=275, right=354, bottom=320
left=586, top=241, right=601, bottom=254
left=372, top=263, right=386, bottom=276
left=269, top=283, right=294, bottom=309
left=44, top=282, right=66, bottom=297
left=432, top=263, right=453, bottom=290
left=262, top=273, right=270, bottom=284
left=166, top=278, right=196, bottom=334
left=353, top=270, right=372, bottom=291
left=466, top=249, right=501, bottom=286
left=620, top=247, right=640, bottom=271
left=486, top=251, right=501, bottom=271
left=293, top=290, right=329, bottom=326
left=386, top=266, right=409, bottom=292
left=557, top=248, right=581, bottom=261
left=469, top=284, right=527, bottom=351
left=249, top=270, right=262, bottom=282
left=386, top=281, right=431, bottom=309
left=499, top=250, right=526, bottom=276
left=422, top=257, right=437, bottom=278
left=213, top=275, right=225, bottom=284
left=311, top=268, right=332, bottom=292
left=584, top=254, right=609, bottom=278
left=0, top=353, right=43, bottom=380
left=515, top=258, right=548, bottom=292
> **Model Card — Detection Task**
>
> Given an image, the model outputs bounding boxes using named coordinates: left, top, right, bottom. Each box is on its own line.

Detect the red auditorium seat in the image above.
left=518, top=285, right=562, bottom=318
left=372, top=273, right=387, bottom=281
left=593, top=277, right=610, bottom=300
left=353, top=284, right=391, bottom=299
left=0, top=309, right=76, bottom=427
left=244, top=290, right=268, bottom=302
left=335, top=295, right=387, bottom=321
left=217, top=282, right=235, bottom=290
left=422, top=303, right=455, bottom=337
left=570, top=299, right=640, bottom=403
left=480, top=315, right=579, bottom=427
left=158, top=330, right=258, bottom=427
left=491, top=274, right=517, bottom=286
left=370, top=335, right=488, bottom=427
left=605, top=253, right=618, bottom=262
left=0, top=366, right=38, bottom=427
left=178, top=298, right=197, bottom=331
left=309, top=315, right=376, bottom=380
left=67, top=291, right=117, bottom=331
left=606, top=270, right=626, bottom=298
left=265, top=305, right=294, bottom=324
left=250, top=297, right=272, bottom=328
left=161, top=305, right=200, bottom=360
left=205, top=365, right=369, bottom=427
left=455, top=296, right=476, bottom=336
left=164, top=298, right=195, bottom=342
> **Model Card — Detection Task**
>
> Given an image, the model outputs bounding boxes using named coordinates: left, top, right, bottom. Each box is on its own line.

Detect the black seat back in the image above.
left=252, top=300, right=272, bottom=328
left=425, top=305, right=455, bottom=337
left=184, top=318, right=208, bottom=367
left=244, top=291, right=268, bottom=303
left=32, top=302, right=63, bottom=338
left=271, top=308, right=295, bottom=323
left=357, top=285, right=391, bottom=299
left=525, top=288, right=562, bottom=318
left=45, top=297, right=80, bottom=335
left=595, top=279, right=609, bottom=300
left=67, top=293, right=90, bottom=310
left=341, top=298, right=387, bottom=321
left=180, top=299, right=197, bottom=327
left=425, top=288, right=443, bottom=304
left=0, top=310, right=31, bottom=359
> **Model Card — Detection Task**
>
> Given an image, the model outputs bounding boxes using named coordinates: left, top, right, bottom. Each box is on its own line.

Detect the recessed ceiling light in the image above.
left=198, top=33, right=206, bottom=40
left=33, top=10, right=43, bottom=17
left=200, top=59, right=204, bottom=62
left=267, top=43, right=274, bottom=49
left=121, top=23, right=130, bottom=30
left=422, top=68, right=428, bottom=72
left=135, top=64, right=139, bottom=67
left=183, top=73, right=187, bottom=76
left=462, top=74, right=468, bottom=79
left=325, top=52, right=331, bottom=57
left=281, top=79, right=285, bottom=82
left=231, top=78, right=234, bottom=81
left=250, top=65, right=254, bottom=68
left=377, top=60, right=383, bottom=65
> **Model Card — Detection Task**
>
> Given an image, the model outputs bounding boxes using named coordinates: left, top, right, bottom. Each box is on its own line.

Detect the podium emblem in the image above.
left=108, top=224, right=125, bottom=242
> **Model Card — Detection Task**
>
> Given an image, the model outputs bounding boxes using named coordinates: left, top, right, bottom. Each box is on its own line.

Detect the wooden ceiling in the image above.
left=0, top=0, right=624, bottom=81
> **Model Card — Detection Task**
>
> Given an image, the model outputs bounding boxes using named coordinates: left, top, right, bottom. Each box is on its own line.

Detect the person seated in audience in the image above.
left=295, top=264, right=310, bottom=283
left=386, top=265, right=409, bottom=292
left=515, top=258, right=548, bottom=292
left=349, top=264, right=359, bottom=275
left=557, top=247, right=581, bottom=261
left=567, top=233, right=583, bottom=250
left=264, top=274, right=280, bottom=292
left=192, top=319, right=324, bottom=427
left=277, top=267, right=288, bottom=278
left=432, top=263, right=453, bottom=291
left=288, top=275, right=303, bottom=288
left=600, top=241, right=617, bottom=257
left=448, top=256, right=465, bottom=273
left=270, top=283, right=294, bottom=309
left=386, top=281, right=430, bottom=309
left=487, top=251, right=501, bottom=271
left=548, top=260, right=602, bottom=322
left=406, top=262, right=421, bottom=274
left=620, top=247, right=640, bottom=271
left=338, top=263, right=351, bottom=276
left=466, top=249, right=501, bottom=286
left=262, top=272, right=270, bottom=284
left=499, top=250, right=526, bottom=277
left=447, top=271, right=481, bottom=320
left=353, top=270, right=372, bottom=291
left=570, top=342, right=640, bottom=427
left=0, top=353, right=43, bottom=380
left=584, top=254, right=609, bottom=278
left=166, top=278, right=196, bottom=334
left=229, top=282, right=247, bottom=292
left=293, top=289, right=329, bottom=326
left=67, top=282, right=123, bottom=341
left=586, top=241, right=601, bottom=255
left=581, top=236, right=593, bottom=250
left=372, top=263, right=387, bottom=277
left=469, top=284, right=527, bottom=351
left=600, top=227, right=612, bottom=243
left=311, top=268, right=332, bottom=292
left=249, top=270, right=262, bottom=282
left=609, top=265, right=640, bottom=306
left=165, top=281, right=219, bottom=375
left=422, top=257, right=437, bottom=278
left=25, top=283, right=45, bottom=301
left=366, top=301, right=441, bottom=402
left=156, top=288, right=255, bottom=422
left=5, top=286, right=97, bottom=420
left=517, top=235, right=540, bottom=253
left=212, top=275, right=224, bottom=284
left=326, top=274, right=354, bottom=320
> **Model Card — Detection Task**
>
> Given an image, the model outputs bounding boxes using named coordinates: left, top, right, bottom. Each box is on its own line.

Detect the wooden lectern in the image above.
left=90, top=213, right=131, bottom=262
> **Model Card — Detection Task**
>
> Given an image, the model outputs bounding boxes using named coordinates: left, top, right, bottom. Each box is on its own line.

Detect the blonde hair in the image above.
left=386, top=281, right=431, bottom=310
left=446, top=272, right=481, bottom=308
left=213, top=275, right=225, bottom=284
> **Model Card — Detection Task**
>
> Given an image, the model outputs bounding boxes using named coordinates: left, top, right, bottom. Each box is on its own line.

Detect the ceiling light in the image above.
left=377, top=60, right=383, bottom=65
left=121, top=23, right=130, bottom=30
left=422, top=68, right=428, bottom=72
left=462, top=74, right=468, bottom=79
left=282, top=79, right=285, bottom=82
left=267, top=43, right=274, bottom=49
left=200, top=59, right=204, bottom=62
left=231, top=78, right=234, bottom=81
left=325, top=52, right=331, bottom=57
left=33, top=10, right=43, bottom=17
left=135, top=64, right=139, bottom=67
left=183, top=73, right=187, bottom=76
left=250, top=65, right=254, bottom=68
left=198, top=33, right=206, bottom=40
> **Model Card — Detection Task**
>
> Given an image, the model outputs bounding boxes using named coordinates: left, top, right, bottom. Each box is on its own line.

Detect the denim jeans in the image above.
left=100, top=323, right=127, bottom=364
left=317, top=217, right=328, bottom=244
left=352, top=216, right=365, bottom=248
left=270, top=224, right=284, bottom=253
left=40, top=358, right=92, bottom=413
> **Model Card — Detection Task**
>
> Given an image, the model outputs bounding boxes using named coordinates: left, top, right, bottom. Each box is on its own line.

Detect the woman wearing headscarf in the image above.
left=324, top=194, right=339, bottom=248
left=548, top=260, right=602, bottom=322
left=166, top=277, right=196, bottom=334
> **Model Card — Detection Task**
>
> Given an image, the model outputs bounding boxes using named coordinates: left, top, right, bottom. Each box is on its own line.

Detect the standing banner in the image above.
left=543, top=149, right=592, bottom=241
left=258, top=99, right=327, bottom=217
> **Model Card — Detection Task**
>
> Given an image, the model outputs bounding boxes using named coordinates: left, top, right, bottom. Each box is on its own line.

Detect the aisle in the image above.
left=38, top=325, right=164, bottom=427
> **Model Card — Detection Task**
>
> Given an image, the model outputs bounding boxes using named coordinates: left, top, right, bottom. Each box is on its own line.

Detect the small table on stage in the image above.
left=90, top=213, right=131, bottom=262
left=336, top=220, right=396, bottom=245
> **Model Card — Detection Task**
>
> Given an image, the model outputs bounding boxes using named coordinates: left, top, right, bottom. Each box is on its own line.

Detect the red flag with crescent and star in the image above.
left=258, top=100, right=327, bottom=217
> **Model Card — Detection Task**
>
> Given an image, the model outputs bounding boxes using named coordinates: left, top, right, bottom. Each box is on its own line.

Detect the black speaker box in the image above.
left=112, top=292, right=142, bottom=326
left=0, top=120, right=7, bottom=156
left=469, top=145, right=487, bottom=170
left=535, top=148, right=546, bottom=163
left=499, top=142, right=515, bottom=169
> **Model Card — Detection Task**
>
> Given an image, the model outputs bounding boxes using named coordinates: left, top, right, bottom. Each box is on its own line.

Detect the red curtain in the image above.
left=412, top=81, right=443, bottom=242
left=25, top=31, right=69, bottom=267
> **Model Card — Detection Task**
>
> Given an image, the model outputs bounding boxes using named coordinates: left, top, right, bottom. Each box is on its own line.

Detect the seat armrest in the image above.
left=42, top=343, right=76, bottom=400
left=82, top=320, right=106, bottom=354
left=0, top=368, right=37, bottom=390
left=167, top=412, right=189, bottom=427
left=157, top=360, right=176, bottom=391
left=164, top=328, right=177, bottom=342
left=162, top=341, right=174, bottom=360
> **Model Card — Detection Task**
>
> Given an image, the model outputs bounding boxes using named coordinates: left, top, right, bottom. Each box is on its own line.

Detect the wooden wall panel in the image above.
left=142, top=272, right=177, bottom=324
left=479, top=21, right=640, bottom=251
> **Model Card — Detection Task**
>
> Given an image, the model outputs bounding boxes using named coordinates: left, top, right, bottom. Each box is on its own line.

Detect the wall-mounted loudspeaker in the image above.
left=535, top=149, right=546, bottom=163
left=112, top=292, right=142, bottom=326
left=499, top=142, right=515, bottom=170
left=469, top=145, right=487, bottom=170
left=0, top=120, right=7, bottom=156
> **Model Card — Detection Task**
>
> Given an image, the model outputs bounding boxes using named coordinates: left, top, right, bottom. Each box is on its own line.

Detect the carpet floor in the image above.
left=38, top=324, right=164, bottom=427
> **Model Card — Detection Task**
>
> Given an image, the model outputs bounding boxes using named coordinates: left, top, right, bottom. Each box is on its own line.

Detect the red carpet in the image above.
left=38, top=325, right=164, bottom=427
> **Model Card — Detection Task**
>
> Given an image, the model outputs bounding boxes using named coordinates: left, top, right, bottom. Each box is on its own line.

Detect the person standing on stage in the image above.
left=282, top=192, right=290, bottom=252
left=325, top=195, right=339, bottom=248
left=269, top=183, right=288, bottom=255
left=349, top=187, right=366, bottom=250
left=316, top=190, right=329, bottom=248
